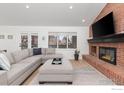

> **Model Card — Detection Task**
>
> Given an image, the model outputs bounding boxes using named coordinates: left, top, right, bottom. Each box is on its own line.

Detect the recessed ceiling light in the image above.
left=82, top=19, right=85, bottom=23
left=69, top=6, right=73, bottom=9
left=26, top=5, right=30, bottom=9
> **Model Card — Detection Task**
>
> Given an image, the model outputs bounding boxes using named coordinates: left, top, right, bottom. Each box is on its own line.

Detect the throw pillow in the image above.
left=0, top=66, right=4, bottom=70
left=33, top=48, right=42, bottom=55
left=28, top=48, right=33, bottom=57
left=0, top=53, right=11, bottom=71
left=2, top=52, right=15, bottom=65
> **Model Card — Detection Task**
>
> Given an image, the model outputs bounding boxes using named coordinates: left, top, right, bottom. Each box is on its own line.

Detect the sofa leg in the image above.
left=39, top=81, right=72, bottom=85
left=67, top=82, right=72, bottom=85
left=39, top=82, right=45, bottom=84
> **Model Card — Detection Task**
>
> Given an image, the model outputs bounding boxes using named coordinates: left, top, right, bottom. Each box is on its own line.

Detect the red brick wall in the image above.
left=88, top=4, right=124, bottom=67
left=86, top=4, right=124, bottom=84
left=89, top=3, right=124, bottom=37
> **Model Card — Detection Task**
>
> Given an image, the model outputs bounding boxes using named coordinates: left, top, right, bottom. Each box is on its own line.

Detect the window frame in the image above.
left=31, top=33, right=38, bottom=48
left=48, top=32, right=77, bottom=49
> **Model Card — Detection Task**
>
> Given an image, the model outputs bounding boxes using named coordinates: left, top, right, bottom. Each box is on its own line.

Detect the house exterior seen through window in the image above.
left=48, top=32, right=77, bottom=49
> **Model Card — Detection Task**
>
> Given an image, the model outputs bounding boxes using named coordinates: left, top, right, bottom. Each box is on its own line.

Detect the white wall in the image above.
left=0, top=26, right=89, bottom=59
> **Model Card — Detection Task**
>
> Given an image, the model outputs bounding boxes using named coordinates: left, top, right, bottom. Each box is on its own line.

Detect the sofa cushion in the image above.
left=7, top=62, right=32, bottom=84
left=2, top=52, right=15, bottom=65
left=41, top=54, right=63, bottom=60
left=33, top=48, right=41, bottom=55
left=7, top=55, right=42, bottom=84
left=28, top=48, right=33, bottom=57
left=21, top=55, right=42, bottom=64
left=45, top=48, right=55, bottom=54
left=0, top=71, right=7, bottom=85
left=41, top=48, right=46, bottom=55
left=12, top=49, right=29, bottom=63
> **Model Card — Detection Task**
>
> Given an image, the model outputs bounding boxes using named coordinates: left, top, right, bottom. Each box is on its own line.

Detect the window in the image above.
left=68, top=34, right=77, bottom=48
left=48, top=32, right=77, bottom=49
left=31, top=34, right=38, bottom=48
left=58, top=34, right=67, bottom=48
left=48, top=34, right=57, bottom=48
left=21, top=33, right=28, bottom=50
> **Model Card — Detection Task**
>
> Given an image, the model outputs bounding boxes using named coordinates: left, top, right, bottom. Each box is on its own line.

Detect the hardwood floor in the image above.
left=71, top=59, right=91, bottom=69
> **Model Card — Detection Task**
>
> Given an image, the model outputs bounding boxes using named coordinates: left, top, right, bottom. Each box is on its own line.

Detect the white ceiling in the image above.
left=0, top=3, right=106, bottom=26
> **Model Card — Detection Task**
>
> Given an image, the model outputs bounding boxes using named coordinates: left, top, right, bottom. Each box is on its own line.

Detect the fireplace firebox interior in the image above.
left=99, top=47, right=116, bottom=65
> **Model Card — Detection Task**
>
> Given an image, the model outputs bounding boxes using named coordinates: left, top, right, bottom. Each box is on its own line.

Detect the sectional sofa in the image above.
left=0, top=48, right=63, bottom=85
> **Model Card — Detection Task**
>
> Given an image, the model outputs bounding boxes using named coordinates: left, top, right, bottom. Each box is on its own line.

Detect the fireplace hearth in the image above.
left=99, top=47, right=116, bottom=65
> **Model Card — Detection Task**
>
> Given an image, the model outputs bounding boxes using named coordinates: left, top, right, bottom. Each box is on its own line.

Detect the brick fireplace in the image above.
left=83, top=4, right=124, bottom=85
left=99, top=47, right=116, bottom=65
left=89, top=40, right=124, bottom=67
left=89, top=43, right=124, bottom=67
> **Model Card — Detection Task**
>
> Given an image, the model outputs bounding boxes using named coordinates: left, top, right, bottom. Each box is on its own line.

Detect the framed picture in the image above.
left=8, top=35, right=13, bottom=39
left=0, top=35, right=5, bottom=39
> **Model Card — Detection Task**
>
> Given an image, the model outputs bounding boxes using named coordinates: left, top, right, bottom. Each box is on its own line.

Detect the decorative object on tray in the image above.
left=52, top=58, right=62, bottom=65
left=74, top=49, right=80, bottom=61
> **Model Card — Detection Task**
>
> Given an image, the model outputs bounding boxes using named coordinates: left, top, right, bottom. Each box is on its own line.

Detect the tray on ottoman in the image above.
left=52, top=58, right=62, bottom=65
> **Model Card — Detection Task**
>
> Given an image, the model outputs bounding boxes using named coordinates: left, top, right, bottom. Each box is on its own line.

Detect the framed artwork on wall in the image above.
left=0, top=35, right=5, bottom=39
left=8, top=35, right=13, bottom=39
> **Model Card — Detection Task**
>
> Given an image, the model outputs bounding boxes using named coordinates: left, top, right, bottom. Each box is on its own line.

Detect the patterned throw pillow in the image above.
left=0, top=53, right=11, bottom=71
left=0, top=66, right=4, bottom=70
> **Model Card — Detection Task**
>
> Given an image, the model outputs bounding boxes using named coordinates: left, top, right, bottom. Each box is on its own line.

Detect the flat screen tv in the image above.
left=92, top=12, right=115, bottom=38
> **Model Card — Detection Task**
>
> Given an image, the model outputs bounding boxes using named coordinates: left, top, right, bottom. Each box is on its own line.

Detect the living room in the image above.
left=0, top=0, right=124, bottom=93
left=0, top=3, right=94, bottom=85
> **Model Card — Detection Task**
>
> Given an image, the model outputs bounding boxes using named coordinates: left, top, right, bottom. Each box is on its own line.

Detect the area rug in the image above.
left=27, top=66, right=115, bottom=85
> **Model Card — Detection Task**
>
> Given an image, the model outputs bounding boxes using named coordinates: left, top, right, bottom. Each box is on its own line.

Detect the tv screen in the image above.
left=92, top=12, right=115, bottom=38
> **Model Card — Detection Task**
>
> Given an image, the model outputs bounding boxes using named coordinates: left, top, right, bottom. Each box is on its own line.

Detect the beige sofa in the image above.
left=0, top=48, right=63, bottom=85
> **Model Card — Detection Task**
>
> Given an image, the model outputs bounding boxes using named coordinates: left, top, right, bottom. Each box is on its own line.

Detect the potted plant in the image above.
left=74, top=49, right=80, bottom=61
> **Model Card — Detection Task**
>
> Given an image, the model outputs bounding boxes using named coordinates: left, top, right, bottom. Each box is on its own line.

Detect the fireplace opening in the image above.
left=99, top=47, right=116, bottom=65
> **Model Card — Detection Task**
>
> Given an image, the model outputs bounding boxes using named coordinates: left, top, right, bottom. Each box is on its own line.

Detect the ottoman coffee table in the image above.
left=38, top=59, right=73, bottom=84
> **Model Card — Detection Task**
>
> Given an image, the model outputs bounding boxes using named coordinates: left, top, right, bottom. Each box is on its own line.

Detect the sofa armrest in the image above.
left=0, top=71, right=7, bottom=85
